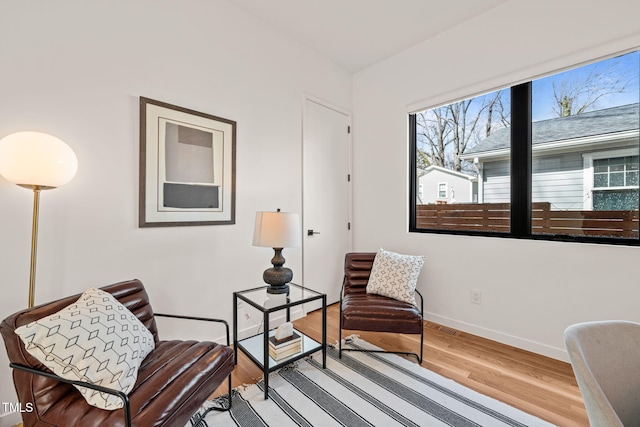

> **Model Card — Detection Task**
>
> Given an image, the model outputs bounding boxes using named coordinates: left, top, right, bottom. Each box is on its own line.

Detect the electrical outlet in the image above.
left=471, top=289, right=482, bottom=305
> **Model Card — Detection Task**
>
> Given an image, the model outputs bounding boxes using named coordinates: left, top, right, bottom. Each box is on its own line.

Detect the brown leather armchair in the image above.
left=339, top=252, right=424, bottom=362
left=1, top=279, right=234, bottom=427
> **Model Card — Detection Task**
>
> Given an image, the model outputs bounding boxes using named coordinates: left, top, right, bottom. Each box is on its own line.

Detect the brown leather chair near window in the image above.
left=1, top=279, right=234, bottom=427
left=339, top=252, right=424, bottom=362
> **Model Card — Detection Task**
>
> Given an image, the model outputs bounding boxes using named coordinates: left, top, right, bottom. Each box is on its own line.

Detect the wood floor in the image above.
left=223, top=303, right=588, bottom=427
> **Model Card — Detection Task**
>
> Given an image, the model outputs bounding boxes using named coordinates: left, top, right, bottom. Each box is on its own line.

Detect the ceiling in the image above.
left=230, top=0, right=508, bottom=72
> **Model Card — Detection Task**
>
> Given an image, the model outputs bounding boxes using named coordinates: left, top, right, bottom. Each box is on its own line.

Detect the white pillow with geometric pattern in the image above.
left=15, top=287, right=155, bottom=410
left=366, top=248, right=425, bottom=305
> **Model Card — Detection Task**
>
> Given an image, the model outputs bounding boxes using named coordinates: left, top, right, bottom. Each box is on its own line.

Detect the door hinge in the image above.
left=348, top=174, right=351, bottom=182
left=348, top=222, right=351, bottom=230
left=347, top=125, right=351, bottom=134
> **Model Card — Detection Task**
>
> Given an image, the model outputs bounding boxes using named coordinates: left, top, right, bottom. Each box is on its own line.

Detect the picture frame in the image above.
left=139, top=97, right=236, bottom=227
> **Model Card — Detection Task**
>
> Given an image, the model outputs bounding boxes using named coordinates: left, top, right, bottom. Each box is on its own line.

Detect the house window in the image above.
left=592, top=155, right=639, bottom=210
left=438, top=183, right=447, bottom=198
left=410, top=88, right=511, bottom=233
left=593, top=156, right=638, bottom=189
left=410, top=50, right=640, bottom=244
left=530, top=53, right=639, bottom=239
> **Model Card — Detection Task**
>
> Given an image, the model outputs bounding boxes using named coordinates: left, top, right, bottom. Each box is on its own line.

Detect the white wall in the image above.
left=353, top=0, right=640, bottom=361
left=0, top=0, right=351, bottom=415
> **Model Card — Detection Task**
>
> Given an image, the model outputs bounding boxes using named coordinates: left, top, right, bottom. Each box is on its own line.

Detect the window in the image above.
left=410, top=50, right=640, bottom=244
left=411, top=88, right=511, bottom=233
left=438, top=182, right=447, bottom=199
left=594, top=156, right=638, bottom=190
left=584, top=152, right=639, bottom=211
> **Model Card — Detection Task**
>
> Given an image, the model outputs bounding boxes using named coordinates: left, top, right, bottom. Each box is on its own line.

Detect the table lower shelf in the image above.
left=236, top=328, right=322, bottom=370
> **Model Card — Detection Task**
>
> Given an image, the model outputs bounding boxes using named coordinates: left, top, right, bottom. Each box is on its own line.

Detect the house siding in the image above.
left=418, top=169, right=474, bottom=203
left=482, top=152, right=584, bottom=209
left=532, top=152, right=584, bottom=210
left=482, top=161, right=510, bottom=203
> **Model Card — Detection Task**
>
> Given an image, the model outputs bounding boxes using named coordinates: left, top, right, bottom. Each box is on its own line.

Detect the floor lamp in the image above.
left=0, top=131, right=78, bottom=308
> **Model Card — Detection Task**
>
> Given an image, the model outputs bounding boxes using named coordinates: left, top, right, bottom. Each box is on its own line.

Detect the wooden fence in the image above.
left=415, top=202, right=639, bottom=238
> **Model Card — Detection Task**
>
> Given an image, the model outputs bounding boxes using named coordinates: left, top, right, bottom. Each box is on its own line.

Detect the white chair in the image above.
left=564, top=321, right=640, bottom=427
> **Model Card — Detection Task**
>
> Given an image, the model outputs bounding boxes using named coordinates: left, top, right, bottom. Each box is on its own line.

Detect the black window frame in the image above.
left=409, top=82, right=640, bottom=246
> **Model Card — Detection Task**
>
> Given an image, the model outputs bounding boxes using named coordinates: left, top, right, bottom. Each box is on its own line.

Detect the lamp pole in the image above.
left=29, top=187, right=40, bottom=307
left=0, top=132, right=78, bottom=308
left=26, top=185, right=53, bottom=307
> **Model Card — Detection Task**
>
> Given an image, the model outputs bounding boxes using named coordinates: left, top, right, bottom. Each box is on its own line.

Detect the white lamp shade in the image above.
left=253, top=211, right=301, bottom=248
left=0, top=131, right=78, bottom=188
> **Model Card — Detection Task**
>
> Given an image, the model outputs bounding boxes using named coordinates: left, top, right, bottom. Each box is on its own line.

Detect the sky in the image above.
left=532, top=50, right=639, bottom=122
left=416, top=50, right=639, bottom=164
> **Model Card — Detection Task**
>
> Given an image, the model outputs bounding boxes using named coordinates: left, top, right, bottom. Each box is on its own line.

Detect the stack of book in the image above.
left=269, top=331, right=302, bottom=360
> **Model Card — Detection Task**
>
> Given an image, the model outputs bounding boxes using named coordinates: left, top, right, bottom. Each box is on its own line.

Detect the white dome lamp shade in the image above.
left=0, top=131, right=79, bottom=307
left=0, top=131, right=78, bottom=189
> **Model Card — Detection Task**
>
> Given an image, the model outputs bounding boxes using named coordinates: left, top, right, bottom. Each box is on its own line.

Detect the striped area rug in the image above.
left=188, top=337, right=556, bottom=427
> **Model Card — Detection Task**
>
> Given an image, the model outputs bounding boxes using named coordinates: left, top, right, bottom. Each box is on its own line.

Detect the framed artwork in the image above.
left=139, top=97, right=236, bottom=227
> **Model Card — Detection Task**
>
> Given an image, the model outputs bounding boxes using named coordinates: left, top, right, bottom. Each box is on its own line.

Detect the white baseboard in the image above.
left=425, top=311, right=569, bottom=362
left=0, top=411, right=21, bottom=427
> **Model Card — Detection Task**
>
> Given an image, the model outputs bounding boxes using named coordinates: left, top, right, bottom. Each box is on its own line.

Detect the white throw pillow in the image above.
left=15, top=287, right=155, bottom=410
left=366, top=248, right=425, bottom=305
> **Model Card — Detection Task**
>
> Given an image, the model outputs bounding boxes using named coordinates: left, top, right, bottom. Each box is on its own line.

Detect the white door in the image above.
left=303, top=98, right=352, bottom=312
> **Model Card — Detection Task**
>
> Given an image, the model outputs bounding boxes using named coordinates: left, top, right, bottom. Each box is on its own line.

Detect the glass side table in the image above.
left=233, top=283, right=327, bottom=399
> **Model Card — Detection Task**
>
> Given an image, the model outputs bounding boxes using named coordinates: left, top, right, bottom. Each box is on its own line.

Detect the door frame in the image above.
left=301, top=94, right=353, bottom=310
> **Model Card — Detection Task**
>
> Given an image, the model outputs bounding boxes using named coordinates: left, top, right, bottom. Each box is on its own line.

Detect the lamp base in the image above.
left=263, top=248, right=293, bottom=295
left=263, top=266, right=292, bottom=295
left=266, top=283, right=290, bottom=295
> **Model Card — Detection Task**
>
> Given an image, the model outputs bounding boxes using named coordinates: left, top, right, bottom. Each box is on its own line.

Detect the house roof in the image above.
left=421, top=165, right=477, bottom=181
left=462, top=103, right=639, bottom=159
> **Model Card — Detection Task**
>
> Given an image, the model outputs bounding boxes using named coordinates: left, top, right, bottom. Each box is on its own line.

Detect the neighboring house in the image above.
left=418, top=165, right=477, bottom=204
left=461, top=103, right=639, bottom=210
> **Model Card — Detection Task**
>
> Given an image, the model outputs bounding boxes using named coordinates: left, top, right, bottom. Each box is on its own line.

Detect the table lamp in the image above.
left=0, top=131, right=78, bottom=307
left=253, top=209, right=301, bottom=294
